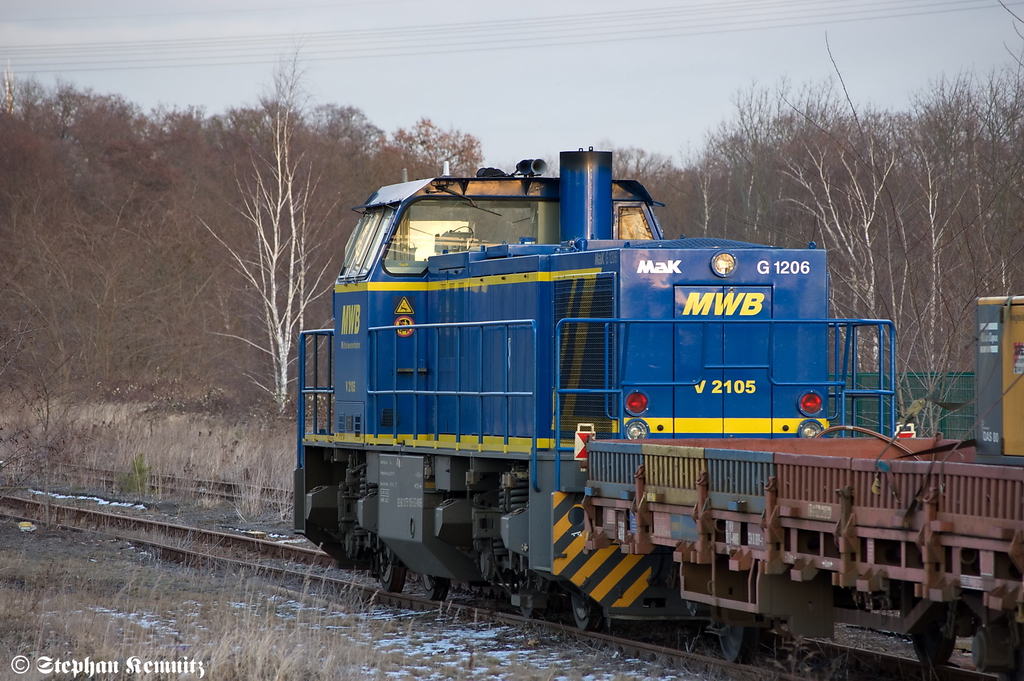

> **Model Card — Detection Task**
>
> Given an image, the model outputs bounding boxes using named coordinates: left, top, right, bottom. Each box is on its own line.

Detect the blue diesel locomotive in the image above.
left=293, top=150, right=896, bottom=654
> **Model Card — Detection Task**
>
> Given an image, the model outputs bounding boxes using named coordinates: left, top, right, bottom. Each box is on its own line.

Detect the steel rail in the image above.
left=41, top=464, right=291, bottom=503
left=0, top=494, right=329, bottom=567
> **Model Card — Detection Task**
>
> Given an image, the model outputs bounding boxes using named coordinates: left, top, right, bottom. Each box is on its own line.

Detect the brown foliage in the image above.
left=3, top=64, right=1024, bottom=419
left=0, top=79, right=485, bottom=410
left=382, top=117, right=483, bottom=179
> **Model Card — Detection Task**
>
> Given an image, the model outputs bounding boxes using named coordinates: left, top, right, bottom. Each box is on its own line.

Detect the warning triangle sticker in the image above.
left=394, top=297, right=414, bottom=314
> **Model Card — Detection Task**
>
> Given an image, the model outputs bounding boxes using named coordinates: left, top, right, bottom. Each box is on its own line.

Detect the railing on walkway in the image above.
left=553, top=317, right=896, bottom=490
left=367, top=319, right=540, bottom=490
left=297, top=329, right=334, bottom=468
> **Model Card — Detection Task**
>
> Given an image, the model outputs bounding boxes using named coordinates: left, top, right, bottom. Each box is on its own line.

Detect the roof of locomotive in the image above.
left=643, top=237, right=776, bottom=250
left=356, top=175, right=656, bottom=210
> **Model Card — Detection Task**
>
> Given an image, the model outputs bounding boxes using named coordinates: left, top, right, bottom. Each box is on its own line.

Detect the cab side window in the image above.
left=617, top=205, right=653, bottom=240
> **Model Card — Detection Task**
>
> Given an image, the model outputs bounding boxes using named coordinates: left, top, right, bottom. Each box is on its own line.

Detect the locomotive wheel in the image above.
left=718, top=624, right=760, bottom=663
left=379, top=560, right=407, bottom=593
left=421, top=574, right=450, bottom=601
left=911, top=609, right=955, bottom=668
left=377, top=546, right=407, bottom=593
left=570, top=591, right=604, bottom=631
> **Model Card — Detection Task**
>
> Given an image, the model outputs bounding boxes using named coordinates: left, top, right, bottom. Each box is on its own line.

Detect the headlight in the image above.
left=625, top=419, right=650, bottom=440
left=798, top=419, right=824, bottom=438
left=711, top=252, right=736, bottom=277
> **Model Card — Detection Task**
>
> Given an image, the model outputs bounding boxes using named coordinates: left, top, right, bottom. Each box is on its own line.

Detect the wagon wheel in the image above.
left=911, top=610, right=956, bottom=668
left=718, top=624, right=761, bottom=663
left=377, top=545, right=407, bottom=593
left=570, top=591, right=604, bottom=631
left=421, top=574, right=450, bottom=601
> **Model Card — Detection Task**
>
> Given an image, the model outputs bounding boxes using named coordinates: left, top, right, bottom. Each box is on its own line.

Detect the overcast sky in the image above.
left=4, top=1, right=1023, bottom=170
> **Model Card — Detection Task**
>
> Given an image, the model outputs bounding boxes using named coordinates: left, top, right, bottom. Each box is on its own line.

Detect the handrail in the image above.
left=297, top=328, right=334, bottom=469
left=553, top=317, right=896, bottom=491
left=302, top=315, right=895, bottom=495
left=367, top=319, right=541, bottom=491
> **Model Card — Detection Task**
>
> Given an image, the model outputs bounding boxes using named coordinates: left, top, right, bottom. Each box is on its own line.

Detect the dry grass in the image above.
left=0, top=531, right=405, bottom=679
left=0, top=399, right=294, bottom=522
left=0, top=526, right=633, bottom=681
left=81, top=403, right=292, bottom=484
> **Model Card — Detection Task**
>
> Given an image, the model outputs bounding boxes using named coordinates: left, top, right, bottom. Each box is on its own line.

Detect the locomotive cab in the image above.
left=340, top=174, right=659, bottom=281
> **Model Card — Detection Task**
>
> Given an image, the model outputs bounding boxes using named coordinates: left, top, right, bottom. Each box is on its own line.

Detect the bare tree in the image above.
left=782, top=117, right=898, bottom=321
left=607, top=145, right=690, bottom=237
left=382, top=117, right=483, bottom=179
left=204, top=57, right=336, bottom=412
left=0, top=275, right=79, bottom=500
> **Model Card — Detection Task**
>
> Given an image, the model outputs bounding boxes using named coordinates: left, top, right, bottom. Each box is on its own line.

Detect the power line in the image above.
left=4, top=0, right=1007, bottom=57
left=2, top=0, right=1017, bottom=74
left=4, top=0, right=413, bottom=25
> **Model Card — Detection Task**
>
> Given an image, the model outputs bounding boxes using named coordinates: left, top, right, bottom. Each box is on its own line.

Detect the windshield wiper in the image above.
left=434, top=186, right=502, bottom=216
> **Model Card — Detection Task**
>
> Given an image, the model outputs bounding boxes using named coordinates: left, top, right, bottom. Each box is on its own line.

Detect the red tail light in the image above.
left=625, top=391, right=648, bottom=416
left=799, top=392, right=823, bottom=415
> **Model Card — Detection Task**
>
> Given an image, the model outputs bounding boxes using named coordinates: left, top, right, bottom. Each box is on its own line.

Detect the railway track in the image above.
left=0, top=492, right=995, bottom=681
left=54, top=464, right=290, bottom=503
left=1, top=493, right=325, bottom=565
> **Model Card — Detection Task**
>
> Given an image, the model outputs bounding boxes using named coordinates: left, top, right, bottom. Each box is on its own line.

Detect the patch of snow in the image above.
left=29, top=489, right=148, bottom=510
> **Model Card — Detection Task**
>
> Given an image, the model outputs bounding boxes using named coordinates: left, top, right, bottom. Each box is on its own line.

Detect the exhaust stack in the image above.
left=559, top=149, right=612, bottom=242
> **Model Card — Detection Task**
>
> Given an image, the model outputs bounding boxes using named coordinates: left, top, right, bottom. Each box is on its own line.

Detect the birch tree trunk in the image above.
left=204, top=57, right=334, bottom=412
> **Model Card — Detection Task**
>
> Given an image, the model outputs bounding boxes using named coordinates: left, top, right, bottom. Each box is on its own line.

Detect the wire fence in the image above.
left=850, top=372, right=974, bottom=440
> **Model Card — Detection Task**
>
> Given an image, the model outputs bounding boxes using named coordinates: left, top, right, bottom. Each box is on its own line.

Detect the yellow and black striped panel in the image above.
left=552, top=492, right=654, bottom=609
left=555, top=275, right=617, bottom=445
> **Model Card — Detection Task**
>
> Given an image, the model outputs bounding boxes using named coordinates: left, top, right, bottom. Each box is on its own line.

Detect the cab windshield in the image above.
left=339, top=206, right=394, bottom=280
left=384, top=198, right=557, bottom=275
